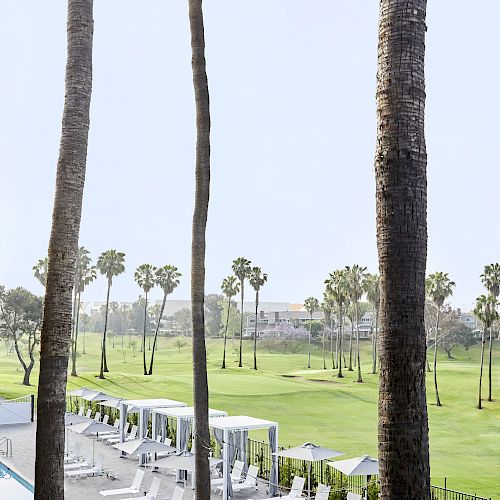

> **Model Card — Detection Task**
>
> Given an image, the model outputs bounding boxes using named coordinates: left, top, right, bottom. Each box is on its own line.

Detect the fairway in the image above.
left=0, top=334, right=498, bottom=499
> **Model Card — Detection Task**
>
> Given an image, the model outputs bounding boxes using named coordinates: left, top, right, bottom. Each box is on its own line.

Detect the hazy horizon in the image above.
left=2, top=1, right=500, bottom=314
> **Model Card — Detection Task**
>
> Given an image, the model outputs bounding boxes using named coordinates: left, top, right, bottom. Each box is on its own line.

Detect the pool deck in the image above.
left=0, top=422, right=273, bottom=499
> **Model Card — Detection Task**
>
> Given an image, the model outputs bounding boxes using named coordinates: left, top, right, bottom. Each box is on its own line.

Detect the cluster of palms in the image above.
left=220, top=257, right=267, bottom=371
left=305, top=266, right=380, bottom=383
left=34, top=250, right=181, bottom=378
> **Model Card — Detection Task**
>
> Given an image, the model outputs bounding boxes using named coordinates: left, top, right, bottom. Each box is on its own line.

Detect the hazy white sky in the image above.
left=1, top=1, right=499, bottom=312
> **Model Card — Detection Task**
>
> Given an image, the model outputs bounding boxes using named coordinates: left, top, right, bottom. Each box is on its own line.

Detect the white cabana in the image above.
left=209, top=415, right=279, bottom=500
left=327, top=456, right=378, bottom=500
left=119, top=399, right=186, bottom=464
left=113, top=437, right=176, bottom=456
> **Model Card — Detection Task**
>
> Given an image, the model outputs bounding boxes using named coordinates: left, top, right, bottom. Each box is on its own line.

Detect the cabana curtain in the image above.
left=269, top=426, right=278, bottom=496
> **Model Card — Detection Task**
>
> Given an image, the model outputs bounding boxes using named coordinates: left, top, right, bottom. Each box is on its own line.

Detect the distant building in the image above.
left=457, top=308, right=479, bottom=330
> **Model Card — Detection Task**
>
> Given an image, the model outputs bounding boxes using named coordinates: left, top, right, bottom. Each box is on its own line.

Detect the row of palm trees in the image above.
left=34, top=250, right=181, bottom=378
left=220, top=257, right=268, bottom=370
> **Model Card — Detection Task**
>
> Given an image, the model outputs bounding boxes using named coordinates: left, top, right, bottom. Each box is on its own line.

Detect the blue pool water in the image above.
left=0, top=461, right=33, bottom=499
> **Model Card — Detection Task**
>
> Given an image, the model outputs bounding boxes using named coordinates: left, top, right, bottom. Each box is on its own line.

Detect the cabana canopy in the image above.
left=68, top=387, right=110, bottom=401
left=209, top=416, right=279, bottom=500
left=153, top=406, right=227, bottom=419
left=99, top=397, right=122, bottom=409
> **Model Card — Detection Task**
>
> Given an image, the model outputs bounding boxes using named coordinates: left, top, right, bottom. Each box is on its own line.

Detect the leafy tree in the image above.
left=174, top=338, right=188, bottom=352
left=375, top=1, right=430, bottom=496
left=220, top=276, right=239, bottom=369
left=34, top=2, right=94, bottom=495
left=474, top=294, right=499, bottom=409
left=426, top=272, right=455, bottom=406
left=480, top=263, right=500, bottom=401
left=189, top=0, right=212, bottom=495
left=0, top=287, right=43, bottom=385
left=325, top=269, right=349, bottom=378
left=174, top=307, right=192, bottom=334
left=232, top=257, right=252, bottom=367
left=33, top=257, right=49, bottom=288
left=304, top=297, right=320, bottom=369
left=149, top=265, right=181, bottom=374
left=134, top=264, right=156, bottom=375
left=96, top=249, right=125, bottom=378
left=205, top=294, right=224, bottom=337
left=438, top=315, right=476, bottom=358
left=249, top=267, right=267, bottom=370
left=70, top=247, right=96, bottom=376
left=364, top=273, right=380, bottom=374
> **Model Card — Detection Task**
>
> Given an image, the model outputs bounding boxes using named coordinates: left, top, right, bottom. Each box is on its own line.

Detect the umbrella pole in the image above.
left=92, top=434, right=96, bottom=467
left=308, top=462, right=311, bottom=500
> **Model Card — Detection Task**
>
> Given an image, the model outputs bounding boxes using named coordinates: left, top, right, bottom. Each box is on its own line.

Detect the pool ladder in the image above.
left=0, top=437, right=12, bottom=457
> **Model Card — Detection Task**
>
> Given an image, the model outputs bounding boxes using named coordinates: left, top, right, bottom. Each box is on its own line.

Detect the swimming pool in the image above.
left=0, top=461, right=34, bottom=499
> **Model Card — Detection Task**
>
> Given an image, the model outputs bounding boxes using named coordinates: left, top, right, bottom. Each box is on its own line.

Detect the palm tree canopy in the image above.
left=221, top=275, right=240, bottom=299
left=304, top=296, right=320, bottom=315
left=363, top=273, right=380, bottom=308
left=134, top=264, right=157, bottom=294
left=325, top=269, right=349, bottom=306
left=425, top=272, right=455, bottom=308
left=474, top=294, right=499, bottom=329
left=345, top=264, right=368, bottom=302
left=75, top=247, right=96, bottom=293
left=155, top=265, right=182, bottom=295
left=33, top=257, right=49, bottom=287
left=97, top=250, right=126, bottom=283
left=232, top=257, right=252, bottom=282
left=481, top=263, right=500, bottom=297
left=249, top=267, right=268, bottom=293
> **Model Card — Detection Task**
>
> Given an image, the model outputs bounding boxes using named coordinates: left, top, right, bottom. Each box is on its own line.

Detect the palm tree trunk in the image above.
left=376, top=1, right=430, bottom=498
left=348, top=319, right=353, bottom=370
left=372, top=305, right=377, bottom=374
left=307, top=312, right=312, bottom=369
left=356, top=303, right=362, bottom=383
left=222, top=297, right=230, bottom=369
left=488, top=327, right=493, bottom=401
left=70, top=284, right=78, bottom=373
left=149, top=293, right=167, bottom=375
left=189, top=1, right=211, bottom=497
left=99, top=280, right=111, bottom=378
left=143, top=291, right=148, bottom=375
left=322, top=324, right=326, bottom=370
left=34, top=1, right=93, bottom=497
left=434, top=308, right=441, bottom=406
left=331, top=317, right=336, bottom=369
left=253, top=291, right=259, bottom=370
left=239, top=285, right=244, bottom=367
left=71, top=291, right=82, bottom=376
left=479, top=328, right=486, bottom=409
left=337, top=307, right=343, bottom=378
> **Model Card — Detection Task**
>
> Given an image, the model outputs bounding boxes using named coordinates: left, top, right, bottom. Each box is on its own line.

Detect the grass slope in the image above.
left=0, top=333, right=498, bottom=498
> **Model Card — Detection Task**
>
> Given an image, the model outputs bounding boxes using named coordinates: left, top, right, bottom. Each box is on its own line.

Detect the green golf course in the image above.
left=0, top=334, right=498, bottom=498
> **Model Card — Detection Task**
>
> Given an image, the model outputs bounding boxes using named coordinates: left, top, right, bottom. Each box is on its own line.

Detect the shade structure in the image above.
left=83, top=391, right=111, bottom=402
left=152, top=450, right=222, bottom=472
left=68, top=387, right=99, bottom=398
left=99, top=398, right=123, bottom=409
left=113, top=437, right=176, bottom=456
left=65, top=412, right=91, bottom=425
left=327, top=455, right=378, bottom=476
left=274, top=443, right=344, bottom=499
left=68, top=420, right=116, bottom=466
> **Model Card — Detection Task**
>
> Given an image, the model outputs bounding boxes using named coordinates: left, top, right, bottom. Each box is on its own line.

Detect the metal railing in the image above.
left=0, top=437, right=13, bottom=457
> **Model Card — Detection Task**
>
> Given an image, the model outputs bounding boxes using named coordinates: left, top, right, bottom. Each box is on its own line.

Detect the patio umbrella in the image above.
left=68, top=420, right=116, bottom=466
left=154, top=450, right=222, bottom=471
left=113, top=437, right=176, bottom=456
left=65, top=412, right=91, bottom=425
left=327, top=456, right=378, bottom=499
left=274, top=443, right=345, bottom=499
left=82, top=391, right=111, bottom=402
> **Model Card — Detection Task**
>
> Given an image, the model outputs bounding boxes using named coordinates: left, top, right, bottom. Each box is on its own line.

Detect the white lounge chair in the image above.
left=97, top=420, right=122, bottom=440
left=280, top=475, right=305, bottom=499
left=94, top=411, right=101, bottom=422
left=64, top=461, right=90, bottom=471
left=78, top=407, right=84, bottom=416
left=64, top=442, right=82, bottom=463
left=85, top=409, right=92, bottom=419
left=220, top=464, right=258, bottom=494
left=347, top=494, right=362, bottom=500
left=106, top=424, right=137, bottom=445
left=315, top=484, right=331, bottom=500
left=211, top=460, right=244, bottom=490
left=99, top=468, right=145, bottom=497
left=127, top=476, right=162, bottom=500
left=102, top=414, right=109, bottom=425
left=64, top=459, right=103, bottom=481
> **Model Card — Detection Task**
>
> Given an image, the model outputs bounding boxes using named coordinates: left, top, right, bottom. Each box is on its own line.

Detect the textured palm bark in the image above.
left=238, top=284, right=244, bottom=367
left=71, top=291, right=82, bottom=376
left=149, top=293, right=167, bottom=374
left=99, top=280, right=111, bottom=378
left=221, top=297, right=230, bottom=369
left=34, top=1, right=93, bottom=497
left=433, top=308, right=441, bottom=405
left=189, top=0, right=211, bottom=498
left=488, top=329, right=493, bottom=401
left=142, top=291, right=149, bottom=375
left=307, top=312, right=312, bottom=368
left=337, top=307, right=344, bottom=378
left=375, top=1, right=430, bottom=498
left=478, top=329, right=486, bottom=409
left=253, top=291, right=259, bottom=370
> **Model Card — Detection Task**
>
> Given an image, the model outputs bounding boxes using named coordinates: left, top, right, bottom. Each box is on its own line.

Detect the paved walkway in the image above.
left=0, top=422, right=272, bottom=500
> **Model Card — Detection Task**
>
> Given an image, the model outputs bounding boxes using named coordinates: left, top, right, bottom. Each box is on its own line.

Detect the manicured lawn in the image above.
left=0, top=334, right=498, bottom=498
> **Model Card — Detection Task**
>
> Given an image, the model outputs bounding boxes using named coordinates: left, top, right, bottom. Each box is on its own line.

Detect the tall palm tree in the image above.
left=304, top=297, right=319, bottom=369
left=232, top=257, right=251, bottom=367
left=321, top=299, right=332, bottom=369
left=325, top=269, right=348, bottom=378
left=474, top=294, right=499, bottom=409
left=249, top=267, right=267, bottom=370
left=71, top=249, right=96, bottom=376
left=364, top=273, right=380, bottom=374
left=33, top=257, right=49, bottom=288
left=346, top=265, right=368, bottom=383
left=134, top=264, right=156, bottom=375
left=149, top=265, right=181, bottom=374
left=96, top=249, right=125, bottom=378
left=220, top=275, right=239, bottom=369
left=426, top=272, right=455, bottom=406
left=480, top=263, right=500, bottom=401
left=34, top=1, right=94, bottom=497
left=375, top=1, right=430, bottom=497
left=189, top=0, right=212, bottom=496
